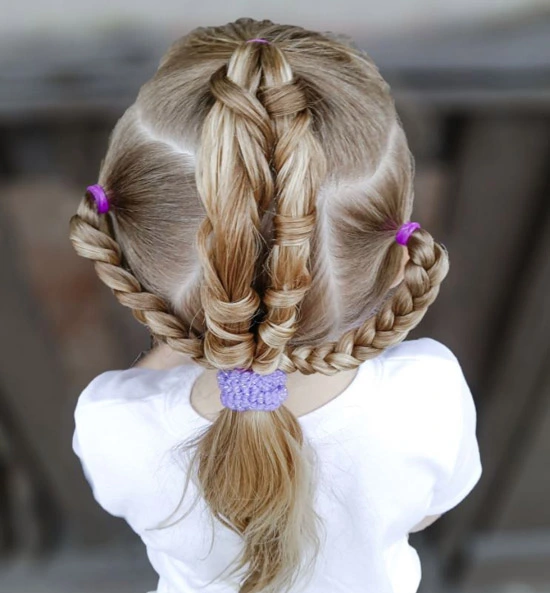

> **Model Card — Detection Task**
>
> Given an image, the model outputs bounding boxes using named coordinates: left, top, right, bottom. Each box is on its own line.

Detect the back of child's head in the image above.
left=70, top=17, right=448, bottom=593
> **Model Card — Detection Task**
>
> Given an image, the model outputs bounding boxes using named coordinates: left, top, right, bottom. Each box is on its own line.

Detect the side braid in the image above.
left=281, top=229, right=449, bottom=374
left=195, top=44, right=277, bottom=369
left=69, top=195, right=204, bottom=361
left=252, top=46, right=328, bottom=374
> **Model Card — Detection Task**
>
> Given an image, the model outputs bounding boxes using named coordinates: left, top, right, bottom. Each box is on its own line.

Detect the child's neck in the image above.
left=190, top=366, right=359, bottom=421
left=134, top=343, right=360, bottom=421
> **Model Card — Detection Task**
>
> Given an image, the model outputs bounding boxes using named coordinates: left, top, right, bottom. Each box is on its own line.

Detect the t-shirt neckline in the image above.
left=163, top=357, right=381, bottom=440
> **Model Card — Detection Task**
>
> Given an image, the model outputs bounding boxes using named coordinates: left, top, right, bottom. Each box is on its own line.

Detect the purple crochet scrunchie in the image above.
left=217, top=368, right=288, bottom=412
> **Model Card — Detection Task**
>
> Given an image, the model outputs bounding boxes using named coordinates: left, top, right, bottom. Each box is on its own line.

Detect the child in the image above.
left=69, top=17, right=482, bottom=593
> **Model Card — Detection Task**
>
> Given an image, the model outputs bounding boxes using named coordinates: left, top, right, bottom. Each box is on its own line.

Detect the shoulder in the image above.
left=376, top=337, right=463, bottom=391
left=379, top=337, right=459, bottom=365
left=73, top=362, right=203, bottom=460
left=72, top=363, right=202, bottom=518
left=73, top=360, right=204, bottom=435
left=375, top=338, right=481, bottom=511
left=73, top=367, right=170, bottom=455
left=73, top=363, right=203, bottom=451
left=75, top=366, right=181, bottom=411
left=373, top=338, right=474, bottom=461
left=376, top=337, right=470, bottom=409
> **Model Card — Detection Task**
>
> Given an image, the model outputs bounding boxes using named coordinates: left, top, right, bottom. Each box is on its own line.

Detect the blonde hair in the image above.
left=69, top=17, right=449, bottom=593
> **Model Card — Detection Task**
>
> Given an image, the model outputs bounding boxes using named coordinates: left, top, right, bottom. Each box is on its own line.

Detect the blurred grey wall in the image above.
left=1, top=0, right=547, bottom=39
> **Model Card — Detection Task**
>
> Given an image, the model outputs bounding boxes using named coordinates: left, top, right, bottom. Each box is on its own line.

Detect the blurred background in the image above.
left=0, top=2, right=549, bottom=592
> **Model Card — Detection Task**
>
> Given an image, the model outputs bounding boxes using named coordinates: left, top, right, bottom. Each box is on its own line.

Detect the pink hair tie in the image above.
left=396, top=221, right=421, bottom=245
left=86, top=184, right=109, bottom=214
left=246, top=38, right=270, bottom=44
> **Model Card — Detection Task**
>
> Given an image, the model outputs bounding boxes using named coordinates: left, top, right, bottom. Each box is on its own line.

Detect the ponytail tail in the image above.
left=182, top=404, right=322, bottom=593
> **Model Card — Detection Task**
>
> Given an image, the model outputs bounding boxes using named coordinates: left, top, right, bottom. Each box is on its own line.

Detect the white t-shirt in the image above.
left=73, top=337, right=482, bottom=593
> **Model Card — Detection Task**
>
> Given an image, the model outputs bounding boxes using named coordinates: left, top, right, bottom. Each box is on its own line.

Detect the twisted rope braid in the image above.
left=69, top=196, right=204, bottom=361
left=195, top=47, right=277, bottom=370
left=252, top=49, right=328, bottom=374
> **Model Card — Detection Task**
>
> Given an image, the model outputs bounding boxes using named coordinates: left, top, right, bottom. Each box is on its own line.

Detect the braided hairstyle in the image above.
left=70, top=18, right=449, bottom=593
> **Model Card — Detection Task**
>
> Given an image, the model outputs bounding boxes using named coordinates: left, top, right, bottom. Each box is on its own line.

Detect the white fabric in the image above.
left=72, top=337, right=482, bottom=593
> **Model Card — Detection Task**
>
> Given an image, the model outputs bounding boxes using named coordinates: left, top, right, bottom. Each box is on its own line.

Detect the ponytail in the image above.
left=177, top=407, right=323, bottom=593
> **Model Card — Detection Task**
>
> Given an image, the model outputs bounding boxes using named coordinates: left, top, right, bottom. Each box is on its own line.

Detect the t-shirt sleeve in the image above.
left=426, top=349, right=483, bottom=516
left=72, top=369, right=160, bottom=519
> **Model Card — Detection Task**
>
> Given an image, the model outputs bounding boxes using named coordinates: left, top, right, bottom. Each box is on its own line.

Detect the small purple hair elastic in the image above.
left=86, top=184, right=109, bottom=214
left=396, top=221, right=421, bottom=245
left=246, top=38, right=270, bottom=44
left=217, top=368, right=288, bottom=412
